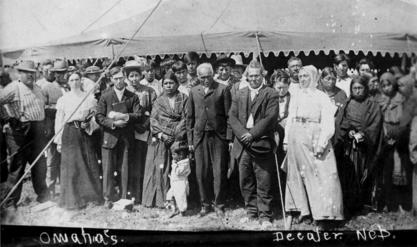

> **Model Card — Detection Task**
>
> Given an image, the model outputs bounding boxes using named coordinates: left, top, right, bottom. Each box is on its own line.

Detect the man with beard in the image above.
left=1, top=60, right=49, bottom=207
left=41, top=60, right=69, bottom=196
left=286, top=56, right=302, bottom=95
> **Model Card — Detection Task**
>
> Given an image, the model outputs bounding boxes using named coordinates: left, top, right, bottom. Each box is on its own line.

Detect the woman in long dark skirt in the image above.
left=142, top=70, right=188, bottom=208
left=55, top=72, right=102, bottom=209
left=334, top=75, right=383, bottom=218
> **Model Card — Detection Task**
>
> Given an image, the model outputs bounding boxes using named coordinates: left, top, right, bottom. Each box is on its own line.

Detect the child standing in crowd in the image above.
left=166, top=141, right=191, bottom=217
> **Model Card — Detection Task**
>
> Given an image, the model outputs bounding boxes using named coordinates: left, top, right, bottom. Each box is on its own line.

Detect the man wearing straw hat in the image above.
left=1, top=60, right=49, bottom=207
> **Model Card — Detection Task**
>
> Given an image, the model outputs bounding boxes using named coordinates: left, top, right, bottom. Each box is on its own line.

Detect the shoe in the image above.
left=104, top=200, right=113, bottom=209
left=199, top=206, right=210, bottom=217
left=296, top=215, right=312, bottom=225
left=259, top=218, right=273, bottom=229
left=168, top=210, right=179, bottom=218
left=36, top=193, right=50, bottom=203
left=240, top=215, right=257, bottom=224
left=215, top=207, right=225, bottom=218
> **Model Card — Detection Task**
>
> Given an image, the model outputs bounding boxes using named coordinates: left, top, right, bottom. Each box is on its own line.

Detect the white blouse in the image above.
left=54, top=92, right=98, bottom=145
left=284, top=88, right=337, bottom=149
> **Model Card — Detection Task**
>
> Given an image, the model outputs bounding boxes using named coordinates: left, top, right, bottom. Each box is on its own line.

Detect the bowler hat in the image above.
left=50, top=60, right=68, bottom=72
left=85, top=65, right=102, bottom=74
left=15, top=60, right=37, bottom=73
left=215, top=54, right=236, bottom=68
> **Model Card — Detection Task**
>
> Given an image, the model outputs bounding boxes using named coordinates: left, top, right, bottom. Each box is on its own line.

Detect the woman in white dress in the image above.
left=283, top=65, right=344, bottom=227
left=55, top=72, right=102, bottom=209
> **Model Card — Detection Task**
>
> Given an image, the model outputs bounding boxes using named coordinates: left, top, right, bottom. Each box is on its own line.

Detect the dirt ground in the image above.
left=1, top=179, right=417, bottom=231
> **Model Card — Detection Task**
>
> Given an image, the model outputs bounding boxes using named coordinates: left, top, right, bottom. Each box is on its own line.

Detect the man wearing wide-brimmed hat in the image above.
left=230, top=54, right=247, bottom=84
left=214, top=54, right=236, bottom=88
left=81, top=65, right=103, bottom=94
left=35, top=59, right=55, bottom=88
left=1, top=60, right=49, bottom=207
left=41, top=59, right=69, bottom=195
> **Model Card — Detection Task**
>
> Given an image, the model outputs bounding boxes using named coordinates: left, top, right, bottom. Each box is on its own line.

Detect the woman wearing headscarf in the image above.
left=283, top=65, right=344, bottom=227
left=142, top=70, right=188, bottom=208
left=54, top=72, right=102, bottom=209
left=375, top=72, right=411, bottom=212
left=334, top=75, right=383, bottom=218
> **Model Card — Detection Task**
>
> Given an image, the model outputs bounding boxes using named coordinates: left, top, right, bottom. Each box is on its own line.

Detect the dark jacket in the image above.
left=187, top=81, right=231, bottom=147
left=96, top=88, right=142, bottom=149
left=229, top=85, right=279, bottom=160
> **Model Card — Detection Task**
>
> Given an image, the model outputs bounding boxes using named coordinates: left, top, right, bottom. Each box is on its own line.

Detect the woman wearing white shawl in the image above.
left=283, top=65, right=344, bottom=225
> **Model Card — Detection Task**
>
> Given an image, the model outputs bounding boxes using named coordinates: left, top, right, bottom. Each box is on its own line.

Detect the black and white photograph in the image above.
left=1, top=0, right=417, bottom=246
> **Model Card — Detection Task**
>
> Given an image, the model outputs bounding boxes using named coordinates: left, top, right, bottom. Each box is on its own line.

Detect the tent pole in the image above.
left=255, top=32, right=263, bottom=65
left=0, top=0, right=164, bottom=208
left=200, top=32, right=208, bottom=54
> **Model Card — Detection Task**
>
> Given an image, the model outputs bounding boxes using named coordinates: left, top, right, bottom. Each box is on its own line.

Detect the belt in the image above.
left=67, top=120, right=83, bottom=128
left=294, top=117, right=320, bottom=124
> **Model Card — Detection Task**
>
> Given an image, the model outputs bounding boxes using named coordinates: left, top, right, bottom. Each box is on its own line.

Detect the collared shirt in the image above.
left=246, top=86, right=261, bottom=129
left=36, top=78, right=53, bottom=88
left=40, top=81, right=69, bottom=108
left=215, top=77, right=231, bottom=87
left=238, top=77, right=249, bottom=90
left=178, top=82, right=192, bottom=96
left=248, top=85, right=261, bottom=101
left=288, top=81, right=300, bottom=96
left=336, top=76, right=352, bottom=98
left=114, top=87, right=125, bottom=102
left=278, top=96, right=288, bottom=119
left=140, top=78, right=163, bottom=97
left=187, top=74, right=199, bottom=87
left=2, top=81, right=45, bottom=122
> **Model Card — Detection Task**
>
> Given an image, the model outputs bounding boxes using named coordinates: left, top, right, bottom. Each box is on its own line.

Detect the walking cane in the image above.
left=274, top=152, right=291, bottom=230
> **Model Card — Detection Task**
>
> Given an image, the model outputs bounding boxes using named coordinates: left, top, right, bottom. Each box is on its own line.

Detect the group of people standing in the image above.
left=1, top=51, right=416, bottom=229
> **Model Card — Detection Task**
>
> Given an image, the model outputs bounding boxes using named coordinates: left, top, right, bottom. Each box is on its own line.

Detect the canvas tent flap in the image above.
left=2, top=0, right=417, bottom=61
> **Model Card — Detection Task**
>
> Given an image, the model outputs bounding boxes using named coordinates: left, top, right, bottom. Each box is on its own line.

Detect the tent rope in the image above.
left=0, top=0, right=163, bottom=208
left=81, top=0, right=124, bottom=34
left=200, top=33, right=208, bottom=54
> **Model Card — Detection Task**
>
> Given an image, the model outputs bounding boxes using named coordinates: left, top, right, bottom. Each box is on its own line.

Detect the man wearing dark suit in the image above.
left=187, top=63, right=231, bottom=217
left=96, top=66, right=142, bottom=206
left=229, top=60, right=279, bottom=227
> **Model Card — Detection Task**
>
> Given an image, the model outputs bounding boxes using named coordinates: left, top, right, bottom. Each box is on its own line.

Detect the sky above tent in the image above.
left=0, top=0, right=161, bottom=50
